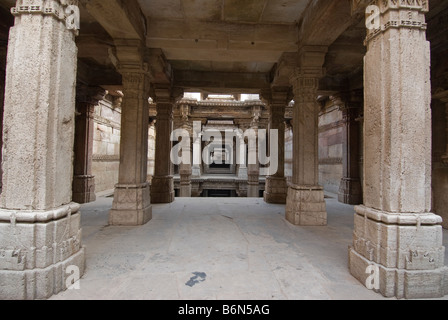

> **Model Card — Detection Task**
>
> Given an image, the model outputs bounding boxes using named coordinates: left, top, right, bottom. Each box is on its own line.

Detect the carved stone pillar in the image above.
left=151, top=85, right=175, bottom=203
left=178, top=103, right=192, bottom=197
left=236, top=129, right=248, bottom=179
left=247, top=107, right=261, bottom=198
left=286, top=47, right=328, bottom=226
left=0, top=0, right=84, bottom=299
left=110, top=40, right=152, bottom=226
left=264, top=88, right=288, bottom=204
left=337, top=91, right=363, bottom=205
left=72, top=85, right=105, bottom=204
left=349, top=1, right=448, bottom=299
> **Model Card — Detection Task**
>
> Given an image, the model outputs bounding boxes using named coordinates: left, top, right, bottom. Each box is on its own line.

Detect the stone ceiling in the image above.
left=140, top=0, right=309, bottom=74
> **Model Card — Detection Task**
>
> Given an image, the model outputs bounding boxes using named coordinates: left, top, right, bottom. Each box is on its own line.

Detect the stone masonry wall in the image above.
left=318, top=104, right=343, bottom=194
left=91, top=96, right=156, bottom=193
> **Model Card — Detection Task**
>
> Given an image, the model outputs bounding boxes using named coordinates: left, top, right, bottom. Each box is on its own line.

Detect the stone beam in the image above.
left=81, top=0, right=146, bottom=40
left=148, top=48, right=173, bottom=84
left=174, top=70, right=270, bottom=92
left=298, top=0, right=363, bottom=46
left=271, top=52, right=298, bottom=88
left=147, top=20, right=297, bottom=49
left=77, top=58, right=122, bottom=86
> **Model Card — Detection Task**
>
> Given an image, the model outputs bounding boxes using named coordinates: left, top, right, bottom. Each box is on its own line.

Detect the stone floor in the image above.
left=51, top=192, right=448, bottom=300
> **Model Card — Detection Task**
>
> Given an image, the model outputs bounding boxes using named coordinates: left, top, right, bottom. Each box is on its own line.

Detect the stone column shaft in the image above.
left=179, top=142, right=192, bottom=198
left=0, top=44, right=5, bottom=191
left=286, top=64, right=327, bottom=226
left=178, top=108, right=192, bottom=198
left=264, top=90, right=288, bottom=204
left=151, top=98, right=175, bottom=203
left=72, top=85, right=105, bottom=204
left=247, top=109, right=260, bottom=198
left=0, top=0, right=84, bottom=300
left=338, top=93, right=363, bottom=205
left=110, top=69, right=152, bottom=226
left=349, top=1, right=448, bottom=299
left=436, top=92, right=448, bottom=164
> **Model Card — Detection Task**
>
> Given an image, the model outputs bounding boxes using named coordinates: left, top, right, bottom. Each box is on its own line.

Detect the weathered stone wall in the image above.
left=318, top=103, right=343, bottom=194
left=91, top=97, right=156, bottom=193
left=432, top=98, right=448, bottom=230
left=92, top=97, right=121, bottom=193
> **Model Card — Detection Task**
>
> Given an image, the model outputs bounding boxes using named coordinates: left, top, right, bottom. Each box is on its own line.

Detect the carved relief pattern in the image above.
left=366, top=0, right=429, bottom=43
left=11, top=0, right=80, bottom=34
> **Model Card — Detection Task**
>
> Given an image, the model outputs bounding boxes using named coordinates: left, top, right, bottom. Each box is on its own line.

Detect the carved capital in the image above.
left=121, top=72, right=151, bottom=100
left=290, top=68, right=321, bottom=103
left=11, top=0, right=80, bottom=35
left=365, top=0, right=429, bottom=44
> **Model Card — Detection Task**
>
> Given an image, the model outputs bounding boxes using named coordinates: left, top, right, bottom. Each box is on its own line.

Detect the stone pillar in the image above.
left=110, top=41, right=152, bottom=226
left=179, top=144, right=192, bottom=197
left=151, top=86, right=175, bottom=203
left=178, top=103, right=192, bottom=197
left=435, top=91, right=448, bottom=165
left=236, top=130, right=248, bottom=179
left=0, top=44, right=6, bottom=192
left=247, top=107, right=261, bottom=198
left=286, top=48, right=328, bottom=226
left=349, top=1, right=448, bottom=299
left=192, top=133, right=202, bottom=178
left=337, top=91, right=363, bottom=205
left=264, top=89, right=288, bottom=204
left=0, top=0, right=84, bottom=299
left=72, top=85, right=105, bottom=204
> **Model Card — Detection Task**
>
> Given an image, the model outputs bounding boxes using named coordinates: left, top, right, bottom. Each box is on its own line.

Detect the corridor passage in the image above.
left=52, top=194, right=448, bottom=300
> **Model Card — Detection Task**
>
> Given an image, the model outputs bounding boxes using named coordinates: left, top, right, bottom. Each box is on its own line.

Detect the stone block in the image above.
left=110, top=184, right=152, bottom=226
left=0, top=248, right=85, bottom=300
left=285, top=186, right=327, bottom=226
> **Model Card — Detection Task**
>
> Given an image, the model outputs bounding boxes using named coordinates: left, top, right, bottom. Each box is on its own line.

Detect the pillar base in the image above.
left=349, top=205, right=448, bottom=299
left=179, top=184, right=192, bottom=198
left=338, top=178, right=362, bottom=205
left=264, top=177, right=287, bottom=204
left=110, top=183, right=152, bottom=226
left=285, top=185, right=327, bottom=226
left=72, top=175, right=96, bottom=204
left=150, top=176, right=175, bottom=204
left=0, top=203, right=85, bottom=299
left=191, top=166, right=201, bottom=178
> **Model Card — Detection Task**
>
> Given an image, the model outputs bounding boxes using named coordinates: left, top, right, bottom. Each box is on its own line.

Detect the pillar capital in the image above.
left=76, top=84, right=106, bottom=107
left=365, top=0, right=428, bottom=45
left=11, top=0, right=80, bottom=35
left=289, top=68, right=322, bottom=103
